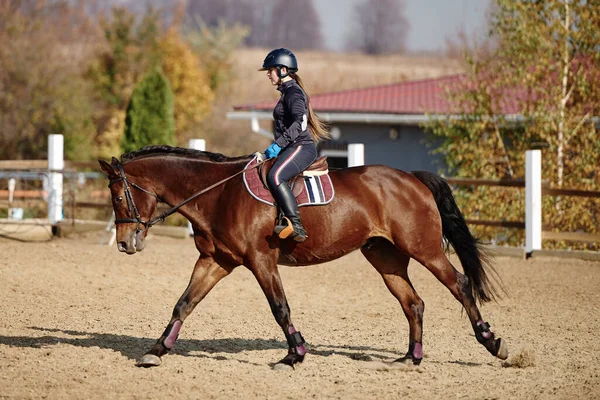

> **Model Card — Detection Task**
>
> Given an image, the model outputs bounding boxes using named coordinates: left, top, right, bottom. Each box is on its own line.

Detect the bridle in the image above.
left=108, top=157, right=268, bottom=232
left=109, top=161, right=163, bottom=232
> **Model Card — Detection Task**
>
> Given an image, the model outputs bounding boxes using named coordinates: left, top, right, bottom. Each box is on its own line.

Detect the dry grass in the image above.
left=208, top=48, right=463, bottom=156
left=234, top=48, right=463, bottom=105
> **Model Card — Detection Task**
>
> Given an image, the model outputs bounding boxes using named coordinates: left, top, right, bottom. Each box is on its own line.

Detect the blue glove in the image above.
left=264, top=142, right=282, bottom=159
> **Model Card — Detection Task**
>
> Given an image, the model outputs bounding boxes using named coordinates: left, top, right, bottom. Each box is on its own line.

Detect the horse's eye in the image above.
left=115, top=196, right=123, bottom=204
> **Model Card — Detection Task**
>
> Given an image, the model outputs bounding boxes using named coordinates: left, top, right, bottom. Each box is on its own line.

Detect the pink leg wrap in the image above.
left=164, top=320, right=182, bottom=349
left=477, top=320, right=492, bottom=339
left=288, top=326, right=306, bottom=356
left=413, top=343, right=423, bottom=359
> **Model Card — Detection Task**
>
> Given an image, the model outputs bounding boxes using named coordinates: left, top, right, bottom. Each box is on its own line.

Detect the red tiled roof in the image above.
left=233, top=74, right=522, bottom=115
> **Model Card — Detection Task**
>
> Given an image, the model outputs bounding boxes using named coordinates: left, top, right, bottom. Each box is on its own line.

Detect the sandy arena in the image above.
left=0, top=233, right=599, bottom=399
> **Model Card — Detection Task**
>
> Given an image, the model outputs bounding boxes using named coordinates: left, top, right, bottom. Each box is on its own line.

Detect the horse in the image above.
left=98, top=145, right=508, bottom=369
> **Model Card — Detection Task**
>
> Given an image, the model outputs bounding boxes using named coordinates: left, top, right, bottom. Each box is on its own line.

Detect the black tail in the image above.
left=412, top=171, right=502, bottom=304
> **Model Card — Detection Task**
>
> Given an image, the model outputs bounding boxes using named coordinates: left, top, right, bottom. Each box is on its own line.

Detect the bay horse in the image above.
left=98, top=145, right=508, bottom=369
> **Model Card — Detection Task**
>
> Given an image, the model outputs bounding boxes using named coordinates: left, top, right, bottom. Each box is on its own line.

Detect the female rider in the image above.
left=259, top=48, right=329, bottom=242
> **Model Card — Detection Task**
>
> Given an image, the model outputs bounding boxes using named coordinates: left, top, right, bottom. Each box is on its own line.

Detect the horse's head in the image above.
left=99, top=157, right=161, bottom=255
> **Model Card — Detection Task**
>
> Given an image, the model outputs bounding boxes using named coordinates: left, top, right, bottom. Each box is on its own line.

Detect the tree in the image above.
left=345, top=0, right=409, bottom=54
left=425, top=0, right=600, bottom=249
left=121, top=69, right=175, bottom=153
left=185, top=0, right=322, bottom=49
left=88, top=6, right=162, bottom=109
left=185, top=0, right=270, bottom=47
left=0, top=0, right=98, bottom=160
left=268, top=0, right=322, bottom=50
left=158, top=27, right=214, bottom=141
left=183, top=17, right=248, bottom=92
left=489, top=0, right=600, bottom=189
left=87, top=6, right=164, bottom=158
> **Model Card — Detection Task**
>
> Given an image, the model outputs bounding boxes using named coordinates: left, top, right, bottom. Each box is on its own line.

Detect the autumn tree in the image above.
left=426, top=0, right=600, bottom=249
left=88, top=7, right=163, bottom=109
left=0, top=1, right=251, bottom=160
left=121, top=68, right=175, bottom=153
left=86, top=6, right=165, bottom=158
left=345, top=0, right=409, bottom=54
left=489, top=0, right=600, bottom=189
left=183, top=16, right=248, bottom=92
left=0, top=0, right=99, bottom=160
left=158, top=28, right=214, bottom=142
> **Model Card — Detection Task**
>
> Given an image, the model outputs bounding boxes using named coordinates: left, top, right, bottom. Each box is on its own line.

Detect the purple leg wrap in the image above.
left=164, top=320, right=182, bottom=349
left=477, top=320, right=492, bottom=339
left=288, top=326, right=306, bottom=356
left=413, top=343, right=423, bottom=359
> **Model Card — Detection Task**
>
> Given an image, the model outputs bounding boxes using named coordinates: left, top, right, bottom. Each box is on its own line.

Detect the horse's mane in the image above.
left=120, top=145, right=253, bottom=164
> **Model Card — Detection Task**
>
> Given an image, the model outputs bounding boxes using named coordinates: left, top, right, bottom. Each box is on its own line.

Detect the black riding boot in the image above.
left=272, top=182, right=307, bottom=242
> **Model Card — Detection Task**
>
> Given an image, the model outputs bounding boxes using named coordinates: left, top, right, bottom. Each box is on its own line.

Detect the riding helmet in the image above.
left=259, top=48, right=298, bottom=78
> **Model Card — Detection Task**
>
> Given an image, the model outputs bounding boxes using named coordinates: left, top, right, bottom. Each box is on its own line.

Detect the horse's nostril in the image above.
left=117, top=242, right=127, bottom=251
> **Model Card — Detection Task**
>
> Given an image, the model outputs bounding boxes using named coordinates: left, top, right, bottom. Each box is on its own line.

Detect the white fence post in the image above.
left=189, top=139, right=206, bottom=153
left=48, top=134, right=64, bottom=225
left=7, top=178, right=16, bottom=219
left=188, top=139, right=205, bottom=235
left=525, top=149, right=542, bottom=258
left=348, top=143, right=364, bottom=167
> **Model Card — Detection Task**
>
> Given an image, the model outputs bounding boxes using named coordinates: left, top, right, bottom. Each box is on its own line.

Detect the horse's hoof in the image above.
left=495, top=338, right=509, bottom=360
left=273, top=362, right=294, bottom=371
left=394, top=355, right=421, bottom=366
left=136, top=354, right=162, bottom=367
left=394, top=356, right=411, bottom=365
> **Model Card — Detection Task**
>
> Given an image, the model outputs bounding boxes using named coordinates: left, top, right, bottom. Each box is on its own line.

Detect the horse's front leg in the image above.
left=248, top=255, right=307, bottom=370
left=136, top=255, right=233, bottom=367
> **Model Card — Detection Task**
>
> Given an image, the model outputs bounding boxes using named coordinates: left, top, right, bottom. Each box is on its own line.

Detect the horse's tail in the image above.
left=411, top=170, right=502, bottom=304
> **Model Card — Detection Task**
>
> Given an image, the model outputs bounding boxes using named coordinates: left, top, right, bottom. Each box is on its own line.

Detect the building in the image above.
left=227, top=74, right=469, bottom=172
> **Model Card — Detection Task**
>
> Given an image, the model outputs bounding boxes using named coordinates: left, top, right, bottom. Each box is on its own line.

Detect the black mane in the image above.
left=120, top=145, right=253, bottom=164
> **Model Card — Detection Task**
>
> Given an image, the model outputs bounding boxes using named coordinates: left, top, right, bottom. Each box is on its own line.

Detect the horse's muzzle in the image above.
left=135, top=230, right=146, bottom=251
left=117, top=230, right=146, bottom=254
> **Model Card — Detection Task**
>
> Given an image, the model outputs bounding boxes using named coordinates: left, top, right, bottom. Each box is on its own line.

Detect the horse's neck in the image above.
left=135, top=157, right=244, bottom=202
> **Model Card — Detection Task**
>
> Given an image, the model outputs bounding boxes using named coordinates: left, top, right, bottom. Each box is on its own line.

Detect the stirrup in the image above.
left=274, top=217, right=307, bottom=242
left=275, top=216, right=294, bottom=239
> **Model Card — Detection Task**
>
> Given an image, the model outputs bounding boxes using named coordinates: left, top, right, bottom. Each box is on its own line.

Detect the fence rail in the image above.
left=446, top=176, right=599, bottom=244
left=0, top=160, right=97, bottom=170
left=446, top=177, right=600, bottom=198
left=0, top=190, right=46, bottom=199
left=1, top=158, right=599, bottom=245
left=445, top=178, right=525, bottom=188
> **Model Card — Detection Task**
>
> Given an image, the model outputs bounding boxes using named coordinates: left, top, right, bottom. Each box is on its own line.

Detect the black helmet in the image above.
left=259, top=48, right=298, bottom=78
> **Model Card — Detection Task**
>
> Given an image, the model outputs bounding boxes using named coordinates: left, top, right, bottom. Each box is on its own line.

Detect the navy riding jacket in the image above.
left=273, top=80, right=314, bottom=148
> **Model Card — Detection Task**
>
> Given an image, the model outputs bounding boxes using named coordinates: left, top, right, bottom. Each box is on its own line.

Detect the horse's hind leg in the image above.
left=361, top=238, right=424, bottom=365
left=410, top=246, right=508, bottom=360
left=137, top=255, right=234, bottom=367
left=247, top=254, right=307, bottom=370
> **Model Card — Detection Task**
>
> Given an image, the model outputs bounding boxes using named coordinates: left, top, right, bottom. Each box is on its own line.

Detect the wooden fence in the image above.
left=2, top=160, right=600, bottom=244
left=446, top=177, right=600, bottom=243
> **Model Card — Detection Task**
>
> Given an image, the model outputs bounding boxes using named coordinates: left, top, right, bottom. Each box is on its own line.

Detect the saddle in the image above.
left=242, top=154, right=335, bottom=207
left=258, top=156, right=329, bottom=197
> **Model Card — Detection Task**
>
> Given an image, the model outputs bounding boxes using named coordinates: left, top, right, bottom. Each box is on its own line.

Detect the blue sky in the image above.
left=313, top=0, right=491, bottom=52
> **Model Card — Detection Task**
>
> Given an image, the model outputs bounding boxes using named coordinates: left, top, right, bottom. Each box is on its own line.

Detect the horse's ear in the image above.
left=98, top=159, right=116, bottom=177
left=111, top=156, right=120, bottom=165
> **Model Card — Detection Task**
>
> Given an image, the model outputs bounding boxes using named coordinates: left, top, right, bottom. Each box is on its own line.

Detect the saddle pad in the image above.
left=243, top=156, right=335, bottom=207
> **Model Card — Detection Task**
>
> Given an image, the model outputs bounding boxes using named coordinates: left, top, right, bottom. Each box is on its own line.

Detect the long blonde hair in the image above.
left=290, top=73, right=330, bottom=143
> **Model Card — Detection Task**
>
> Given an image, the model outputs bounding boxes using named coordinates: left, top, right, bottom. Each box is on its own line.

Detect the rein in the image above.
left=110, top=157, right=268, bottom=231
